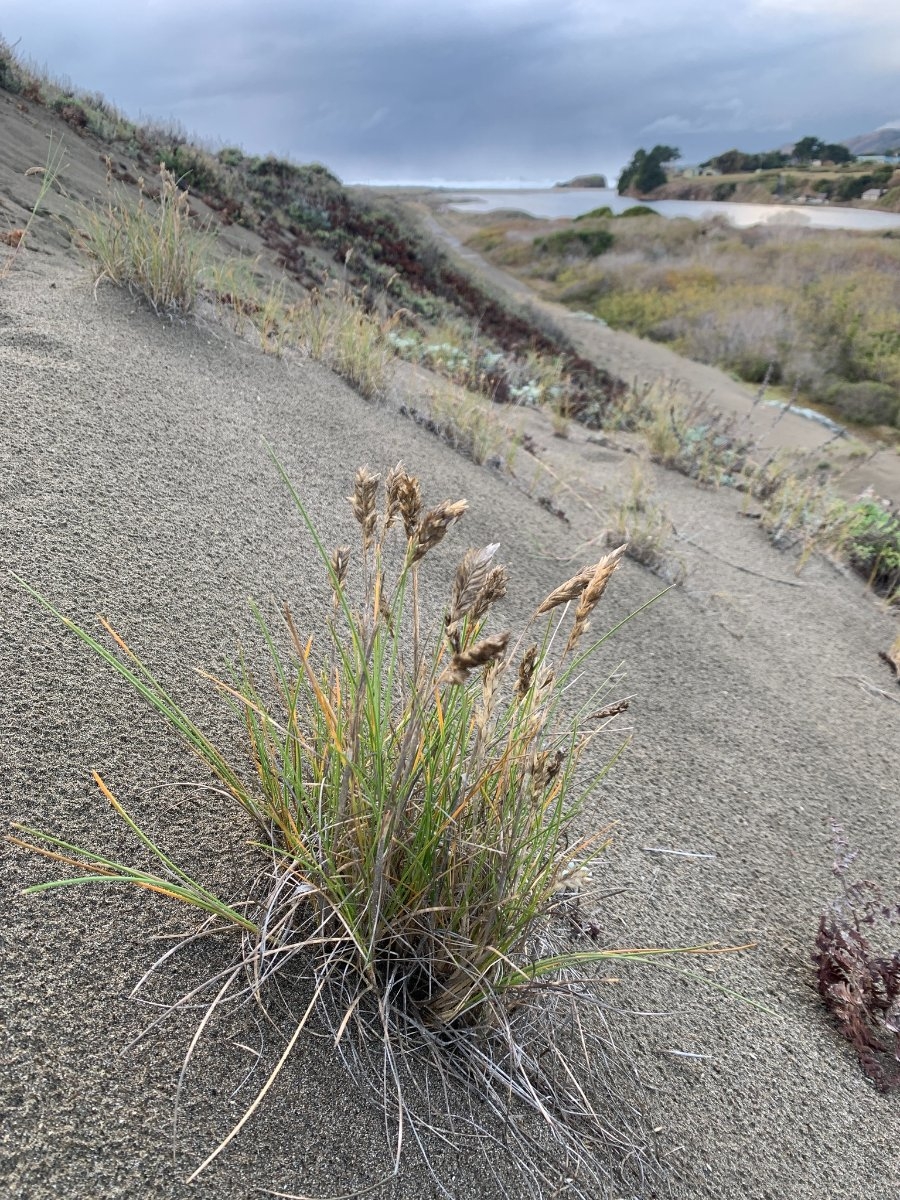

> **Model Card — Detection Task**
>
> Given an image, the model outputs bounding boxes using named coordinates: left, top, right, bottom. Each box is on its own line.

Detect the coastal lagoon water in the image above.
left=446, top=188, right=900, bottom=232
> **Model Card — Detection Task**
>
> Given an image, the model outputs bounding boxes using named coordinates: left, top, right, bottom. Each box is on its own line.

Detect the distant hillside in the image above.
left=843, top=126, right=900, bottom=155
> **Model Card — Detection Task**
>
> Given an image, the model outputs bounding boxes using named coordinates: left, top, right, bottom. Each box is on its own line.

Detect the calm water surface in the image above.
left=446, top=188, right=900, bottom=232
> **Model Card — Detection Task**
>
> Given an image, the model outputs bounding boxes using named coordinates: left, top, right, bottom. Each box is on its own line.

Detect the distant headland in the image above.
left=554, top=174, right=608, bottom=189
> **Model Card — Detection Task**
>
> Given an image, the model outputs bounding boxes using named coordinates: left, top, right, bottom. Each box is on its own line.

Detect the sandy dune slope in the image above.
left=1, top=98, right=899, bottom=1200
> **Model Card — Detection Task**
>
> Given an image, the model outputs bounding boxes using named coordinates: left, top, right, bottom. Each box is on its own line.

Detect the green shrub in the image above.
left=574, top=205, right=614, bottom=221
left=733, top=354, right=782, bottom=385
left=845, top=499, right=900, bottom=596
left=618, top=205, right=659, bottom=218
left=0, top=39, right=23, bottom=93
left=157, top=144, right=218, bottom=194
left=824, top=380, right=899, bottom=426
left=217, top=146, right=244, bottom=167
left=535, top=227, right=614, bottom=257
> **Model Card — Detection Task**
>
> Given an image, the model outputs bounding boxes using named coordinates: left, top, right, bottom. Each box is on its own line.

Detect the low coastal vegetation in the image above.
left=607, top=465, right=685, bottom=584
left=11, top=462, right=732, bottom=1193
left=0, top=134, right=67, bottom=278
left=79, top=161, right=217, bottom=314
left=468, top=210, right=900, bottom=434
left=68, top=144, right=900, bottom=605
left=6, top=29, right=895, bottom=607
left=619, top=379, right=900, bottom=602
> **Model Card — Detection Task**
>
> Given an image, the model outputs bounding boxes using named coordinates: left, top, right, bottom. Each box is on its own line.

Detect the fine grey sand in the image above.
left=2, top=102, right=900, bottom=1200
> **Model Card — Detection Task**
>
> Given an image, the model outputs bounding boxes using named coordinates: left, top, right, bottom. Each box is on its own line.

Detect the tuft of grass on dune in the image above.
left=10, top=460, right=757, bottom=1197
left=78, top=162, right=217, bottom=315
left=0, top=134, right=67, bottom=279
left=607, top=465, right=685, bottom=585
left=76, top=164, right=396, bottom=394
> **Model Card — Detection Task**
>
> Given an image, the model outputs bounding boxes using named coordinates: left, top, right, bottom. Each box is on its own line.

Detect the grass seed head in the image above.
left=470, top=564, right=509, bottom=622
left=448, top=543, right=500, bottom=626
left=565, top=544, right=627, bottom=653
left=349, top=466, right=380, bottom=550
left=531, top=747, right=566, bottom=792
left=384, top=462, right=406, bottom=530
left=536, top=564, right=596, bottom=615
left=397, top=472, right=423, bottom=540
left=591, top=698, right=631, bottom=721
left=412, top=499, right=468, bottom=563
left=515, top=644, right=539, bottom=700
left=441, top=631, right=510, bottom=685
left=330, top=544, right=350, bottom=594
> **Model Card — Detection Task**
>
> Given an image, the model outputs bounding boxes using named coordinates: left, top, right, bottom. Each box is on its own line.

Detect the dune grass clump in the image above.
left=11, top=460, right=733, bottom=1194
left=607, top=466, right=685, bottom=585
left=0, top=135, right=67, bottom=281
left=291, top=283, right=396, bottom=398
left=427, top=385, right=519, bottom=466
left=79, top=162, right=216, bottom=315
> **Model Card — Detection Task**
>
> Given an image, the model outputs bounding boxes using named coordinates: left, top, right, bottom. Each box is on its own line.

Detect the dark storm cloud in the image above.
left=3, top=1, right=898, bottom=181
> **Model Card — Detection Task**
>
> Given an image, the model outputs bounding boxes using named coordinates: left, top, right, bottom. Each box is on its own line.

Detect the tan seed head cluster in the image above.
left=515, top=645, right=539, bottom=700
left=535, top=565, right=596, bottom=616
left=383, top=463, right=405, bottom=531
left=565, top=545, right=627, bottom=653
left=590, top=698, right=630, bottom=721
left=349, top=466, right=380, bottom=550
left=470, top=566, right=508, bottom=623
left=412, top=500, right=468, bottom=564
left=330, top=544, right=350, bottom=596
left=448, top=544, right=500, bottom=626
left=382, top=464, right=423, bottom=541
left=441, top=631, right=510, bottom=686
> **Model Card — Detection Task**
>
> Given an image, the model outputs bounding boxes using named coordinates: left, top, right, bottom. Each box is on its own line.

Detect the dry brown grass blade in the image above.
left=186, top=976, right=329, bottom=1183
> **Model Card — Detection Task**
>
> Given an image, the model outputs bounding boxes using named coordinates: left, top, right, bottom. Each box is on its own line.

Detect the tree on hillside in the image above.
left=791, top=136, right=854, bottom=165
left=702, top=148, right=789, bottom=173
left=708, top=148, right=746, bottom=175
left=821, top=142, right=855, bottom=164
left=793, top=135, right=826, bottom=162
left=617, top=144, right=680, bottom=194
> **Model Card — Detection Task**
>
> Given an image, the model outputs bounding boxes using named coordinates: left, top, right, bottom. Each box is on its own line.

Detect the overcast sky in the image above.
left=3, top=1, right=899, bottom=184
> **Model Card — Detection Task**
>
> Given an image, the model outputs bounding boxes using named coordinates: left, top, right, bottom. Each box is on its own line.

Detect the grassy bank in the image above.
left=0, top=36, right=623, bottom=427
left=643, top=162, right=900, bottom=212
